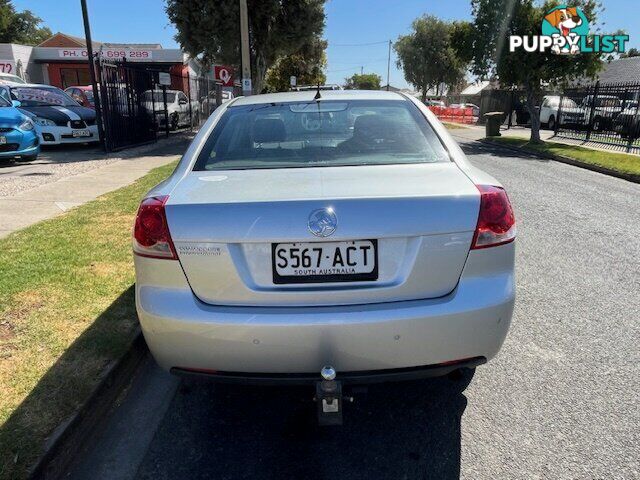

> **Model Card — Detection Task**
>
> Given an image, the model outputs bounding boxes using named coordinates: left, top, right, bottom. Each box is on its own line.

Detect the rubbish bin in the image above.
left=484, top=112, right=504, bottom=137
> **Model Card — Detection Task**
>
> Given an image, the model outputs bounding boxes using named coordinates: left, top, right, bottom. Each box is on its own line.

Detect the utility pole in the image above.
left=386, top=40, right=391, bottom=91
left=239, top=0, right=252, bottom=95
left=80, top=0, right=106, bottom=150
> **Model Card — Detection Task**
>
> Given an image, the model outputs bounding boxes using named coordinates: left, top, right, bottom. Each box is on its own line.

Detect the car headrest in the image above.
left=353, top=114, right=396, bottom=139
left=252, top=118, right=286, bottom=143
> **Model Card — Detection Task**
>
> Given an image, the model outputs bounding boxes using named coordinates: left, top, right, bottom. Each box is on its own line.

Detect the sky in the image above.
left=12, top=0, right=640, bottom=90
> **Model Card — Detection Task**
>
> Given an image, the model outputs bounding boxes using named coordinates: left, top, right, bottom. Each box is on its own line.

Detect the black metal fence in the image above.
left=98, top=60, right=157, bottom=151
left=441, top=81, right=640, bottom=152
left=97, top=58, right=239, bottom=152
left=555, top=81, right=640, bottom=151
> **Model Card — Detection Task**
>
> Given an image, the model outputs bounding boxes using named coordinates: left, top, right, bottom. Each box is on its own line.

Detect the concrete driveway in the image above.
left=0, top=138, right=189, bottom=238
left=65, top=137, right=640, bottom=480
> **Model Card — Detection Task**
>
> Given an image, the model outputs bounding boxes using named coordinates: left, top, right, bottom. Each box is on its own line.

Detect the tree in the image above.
left=450, top=20, right=475, bottom=64
left=470, top=0, right=603, bottom=143
left=264, top=38, right=327, bottom=92
left=0, top=0, right=51, bottom=45
left=394, top=16, right=468, bottom=101
left=620, top=47, right=640, bottom=58
left=166, top=0, right=325, bottom=93
left=344, top=73, right=382, bottom=90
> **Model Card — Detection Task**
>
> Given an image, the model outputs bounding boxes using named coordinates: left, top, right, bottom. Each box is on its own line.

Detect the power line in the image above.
left=326, top=66, right=365, bottom=73
left=328, top=58, right=388, bottom=66
left=330, top=40, right=390, bottom=47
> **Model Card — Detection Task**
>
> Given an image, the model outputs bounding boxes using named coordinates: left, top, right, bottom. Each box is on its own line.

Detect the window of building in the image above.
left=60, top=68, right=91, bottom=89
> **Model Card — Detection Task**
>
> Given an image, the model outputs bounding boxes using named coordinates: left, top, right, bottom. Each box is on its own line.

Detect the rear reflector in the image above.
left=133, top=195, right=177, bottom=259
left=471, top=185, right=516, bottom=249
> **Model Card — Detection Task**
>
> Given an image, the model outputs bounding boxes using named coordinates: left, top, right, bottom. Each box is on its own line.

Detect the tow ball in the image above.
left=315, top=365, right=351, bottom=426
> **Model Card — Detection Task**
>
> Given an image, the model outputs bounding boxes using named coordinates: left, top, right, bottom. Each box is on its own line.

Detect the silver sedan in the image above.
left=134, top=90, right=515, bottom=386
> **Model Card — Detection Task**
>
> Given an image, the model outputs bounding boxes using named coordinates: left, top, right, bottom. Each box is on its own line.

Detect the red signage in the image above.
left=214, top=65, right=234, bottom=86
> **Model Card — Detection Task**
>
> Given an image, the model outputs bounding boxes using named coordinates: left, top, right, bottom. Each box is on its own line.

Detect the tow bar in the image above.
left=315, top=365, right=351, bottom=426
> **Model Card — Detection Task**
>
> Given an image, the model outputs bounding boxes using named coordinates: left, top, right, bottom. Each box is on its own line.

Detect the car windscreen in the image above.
left=547, top=98, right=577, bottom=108
left=11, top=87, right=79, bottom=107
left=0, top=74, right=25, bottom=84
left=143, top=91, right=176, bottom=103
left=193, top=100, right=450, bottom=171
left=0, top=94, right=10, bottom=107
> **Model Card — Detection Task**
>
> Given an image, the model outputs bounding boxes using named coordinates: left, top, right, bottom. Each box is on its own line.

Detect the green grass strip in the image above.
left=0, top=161, right=177, bottom=480
left=489, top=136, right=640, bottom=176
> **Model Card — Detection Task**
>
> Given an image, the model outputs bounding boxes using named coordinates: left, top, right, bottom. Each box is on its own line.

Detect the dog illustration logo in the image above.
left=510, top=6, right=629, bottom=55
left=542, top=5, right=589, bottom=54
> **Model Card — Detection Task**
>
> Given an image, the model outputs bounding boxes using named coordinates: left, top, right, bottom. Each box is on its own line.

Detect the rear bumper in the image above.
left=171, top=357, right=487, bottom=385
left=136, top=244, right=515, bottom=376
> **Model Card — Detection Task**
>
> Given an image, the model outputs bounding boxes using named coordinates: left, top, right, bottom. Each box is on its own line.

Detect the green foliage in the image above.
left=0, top=0, right=51, bottom=45
left=620, top=47, right=640, bottom=58
left=344, top=73, right=382, bottom=90
left=489, top=136, right=640, bottom=175
left=166, top=0, right=326, bottom=93
left=264, top=39, right=327, bottom=93
left=450, top=20, right=475, bottom=64
left=469, top=0, right=604, bottom=142
left=394, top=16, right=467, bottom=100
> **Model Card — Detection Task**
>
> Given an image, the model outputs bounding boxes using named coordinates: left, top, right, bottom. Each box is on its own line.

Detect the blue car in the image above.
left=0, top=94, right=39, bottom=161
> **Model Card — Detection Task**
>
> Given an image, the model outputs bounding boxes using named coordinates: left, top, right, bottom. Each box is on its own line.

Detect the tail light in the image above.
left=471, top=185, right=516, bottom=249
left=133, top=195, right=177, bottom=259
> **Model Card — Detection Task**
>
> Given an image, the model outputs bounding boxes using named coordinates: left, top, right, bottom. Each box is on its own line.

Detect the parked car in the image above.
left=0, top=94, right=39, bottom=161
left=613, top=101, right=640, bottom=140
left=580, top=94, right=623, bottom=131
left=540, top=95, right=586, bottom=130
left=142, top=89, right=200, bottom=130
left=0, top=84, right=99, bottom=145
left=133, top=90, right=516, bottom=420
left=65, top=85, right=95, bottom=109
left=201, top=90, right=234, bottom=114
left=0, top=72, right=26, bottom=85
left=449, top=102, right=480, bottom=117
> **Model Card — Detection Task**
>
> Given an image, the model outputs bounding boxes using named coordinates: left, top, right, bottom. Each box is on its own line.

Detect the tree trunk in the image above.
left=525, top=85, right=542, bottom=144
left=253, top=52, right=266, bottom=94
left=421, top=87, right=427, bottom=102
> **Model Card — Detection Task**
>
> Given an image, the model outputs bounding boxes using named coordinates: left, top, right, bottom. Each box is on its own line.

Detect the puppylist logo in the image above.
left=510, top=5, right=629, bottom=55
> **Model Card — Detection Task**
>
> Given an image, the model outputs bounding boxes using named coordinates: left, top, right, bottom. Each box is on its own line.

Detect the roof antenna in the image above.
left=314, top=80, right=322, bottom=101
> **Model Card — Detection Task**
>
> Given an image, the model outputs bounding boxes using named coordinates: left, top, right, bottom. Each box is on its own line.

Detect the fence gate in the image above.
left=98, top=59, right=157, bottom=151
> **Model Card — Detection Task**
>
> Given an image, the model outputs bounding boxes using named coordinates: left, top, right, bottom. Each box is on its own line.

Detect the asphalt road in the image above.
left=66, top=138, right=640, bottom=480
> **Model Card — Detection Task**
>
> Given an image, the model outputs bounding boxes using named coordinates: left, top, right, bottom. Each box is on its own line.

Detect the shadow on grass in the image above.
left=460, top=139, right=550, bottom=162
left=136, top=370, right=475, bottom=480
left=0, top=286, right=138, bottom=480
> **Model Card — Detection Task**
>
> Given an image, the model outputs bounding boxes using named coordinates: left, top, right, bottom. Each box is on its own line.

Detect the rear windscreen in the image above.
left=193, top=100, right=449, bottom=171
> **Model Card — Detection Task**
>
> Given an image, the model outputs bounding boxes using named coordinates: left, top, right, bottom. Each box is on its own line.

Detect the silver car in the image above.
left=134, top=90, right=515, bottom=387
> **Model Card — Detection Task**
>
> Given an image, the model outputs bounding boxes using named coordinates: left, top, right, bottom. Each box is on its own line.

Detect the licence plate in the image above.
left=0, top=136, right=5, bottom=144
left=72, top=130, right=91, bottom=137
left=272, top=240, right=378, bottom=284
